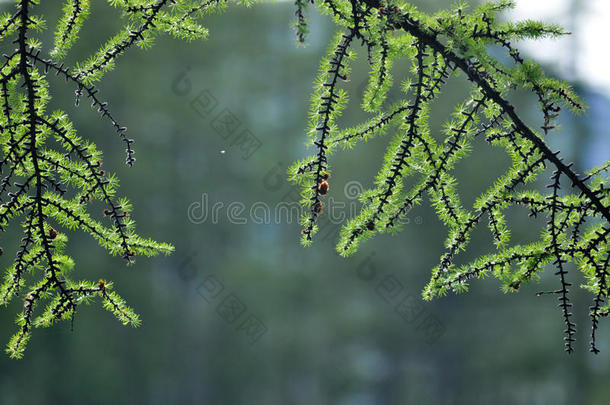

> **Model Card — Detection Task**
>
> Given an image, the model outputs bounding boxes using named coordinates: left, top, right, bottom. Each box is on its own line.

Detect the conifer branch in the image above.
left=298, top=29, right=354, bottom=243
left=0, top=0, right=244, bottom=358
left=1, top=0, right=607, bottom=358
left=290, top=0, right=610, bottom=352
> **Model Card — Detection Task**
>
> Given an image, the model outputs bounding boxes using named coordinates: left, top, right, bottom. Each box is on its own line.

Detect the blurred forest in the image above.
left=0, top=1, right=608, bottom=404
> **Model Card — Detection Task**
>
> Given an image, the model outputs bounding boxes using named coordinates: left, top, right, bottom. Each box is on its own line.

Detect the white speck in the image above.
left=220, top=150, right=226, bottom=154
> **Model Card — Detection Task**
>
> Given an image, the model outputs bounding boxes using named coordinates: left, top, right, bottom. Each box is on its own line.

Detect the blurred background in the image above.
left=0, top=0, right=609, bottom=404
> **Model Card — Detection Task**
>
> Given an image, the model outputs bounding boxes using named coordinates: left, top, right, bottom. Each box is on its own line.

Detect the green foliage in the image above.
left=1, top=0, right=607, bottom=360
left=289, top=0, right=609, bottom=353
left=0, top=0, right=259, bottom=358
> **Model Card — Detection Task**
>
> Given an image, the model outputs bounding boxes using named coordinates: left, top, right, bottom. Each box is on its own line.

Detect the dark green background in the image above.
left=0, top=1, right=608, bottom=404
